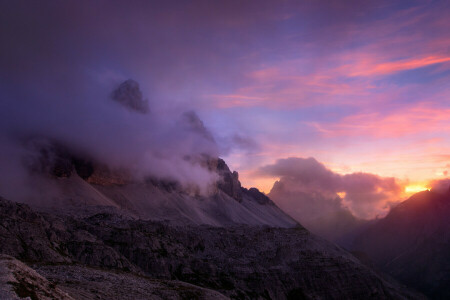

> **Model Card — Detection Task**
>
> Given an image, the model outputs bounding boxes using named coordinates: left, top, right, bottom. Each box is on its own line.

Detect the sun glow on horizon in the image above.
left=405, top=185, right=430, bottom=194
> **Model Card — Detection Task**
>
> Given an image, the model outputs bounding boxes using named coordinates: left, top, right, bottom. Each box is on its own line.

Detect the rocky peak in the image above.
left=111, top=79, right=149, bottom=113
left=215, top=158, right=242, bottom=201
left=241, top=187, right=272, bottom=205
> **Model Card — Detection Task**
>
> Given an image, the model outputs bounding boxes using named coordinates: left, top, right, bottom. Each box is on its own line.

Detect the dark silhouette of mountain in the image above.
left=353, top=189, right=450, bottom=299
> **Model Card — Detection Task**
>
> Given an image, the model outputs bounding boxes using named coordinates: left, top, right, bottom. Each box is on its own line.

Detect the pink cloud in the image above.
left=259, top=157, right=403, bottom=219
left=203, top=2, right=450, bottom=110
left=312, top=103, right=450, bottom=138
left=347, top=56, right=450, bottom=77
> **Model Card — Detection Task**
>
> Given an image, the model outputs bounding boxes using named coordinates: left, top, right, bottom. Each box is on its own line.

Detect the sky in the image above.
left=1, top=0, right=449, bottom=218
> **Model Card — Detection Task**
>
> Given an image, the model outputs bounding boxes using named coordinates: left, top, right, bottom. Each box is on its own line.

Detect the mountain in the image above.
left=18, top=141, right=297, bottom=228
left=0, top=78, right=426, bottom=299
left=353, top=189, right=450, bottom=299
left=0, top=196, right=423, bottom=299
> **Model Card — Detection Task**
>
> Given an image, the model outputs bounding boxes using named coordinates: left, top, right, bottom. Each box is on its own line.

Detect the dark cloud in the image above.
left=260, top=157, right=402, bottom=220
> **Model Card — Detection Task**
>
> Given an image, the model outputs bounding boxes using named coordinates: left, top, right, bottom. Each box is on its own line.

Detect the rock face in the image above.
left=353, top=190, right=450, bottom=299
left=216, top=158, right=243, bottom=201
left=111, top=79, right=149, bottom=113
left=0, top=197, right=423, bottom=300
left=0, top=255, right=228, bottom=300
left=0, top=255, right=74, bottom=300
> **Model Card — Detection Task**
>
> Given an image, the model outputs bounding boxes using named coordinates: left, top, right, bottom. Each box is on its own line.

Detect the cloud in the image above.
left=348, top=56, right=450, bottom=77
left=259, top=157, right=403, bottom=220
left=309, top=103, right=450, bottom=138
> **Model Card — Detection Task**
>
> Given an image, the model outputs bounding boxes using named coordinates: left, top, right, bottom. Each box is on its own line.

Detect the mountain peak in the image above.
left=111, top=79, right=149, bottom=113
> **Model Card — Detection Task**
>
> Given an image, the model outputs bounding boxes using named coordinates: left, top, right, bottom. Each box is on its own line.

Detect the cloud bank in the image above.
left=260, top=157, right=402, bottom=220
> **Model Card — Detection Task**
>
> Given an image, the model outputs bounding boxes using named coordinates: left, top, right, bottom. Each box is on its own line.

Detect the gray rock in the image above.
left=111, top=79, right=149, bottom=113
left=0, top=255, right=74, bottom=300
left=33, top=264, right=229, bottom=300
left=0, top=197, right=424, bottom=300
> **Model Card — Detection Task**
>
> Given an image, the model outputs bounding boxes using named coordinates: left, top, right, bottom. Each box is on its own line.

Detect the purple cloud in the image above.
left=259, top=157, right=402, bottom=220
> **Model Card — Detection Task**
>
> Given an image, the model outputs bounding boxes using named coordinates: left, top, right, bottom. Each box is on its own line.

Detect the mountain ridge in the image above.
left=353, top=189, right=450, bottom=299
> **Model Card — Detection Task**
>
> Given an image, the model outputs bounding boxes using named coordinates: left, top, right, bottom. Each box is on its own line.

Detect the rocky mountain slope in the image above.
left=0, top=196, right=423, bottom=299
left=0, top=254, right=74, bottom=300
left=353, top=189, right=450, bottom=299
left=20, top=141, right=297, bottom=228
left=0, top=255, right=227, bottom=300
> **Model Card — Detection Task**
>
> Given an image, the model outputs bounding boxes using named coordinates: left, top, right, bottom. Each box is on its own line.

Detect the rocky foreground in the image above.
left=0, top=197, right=424, bottom=300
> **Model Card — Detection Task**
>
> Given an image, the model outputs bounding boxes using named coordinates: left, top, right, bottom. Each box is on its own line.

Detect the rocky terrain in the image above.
left=0, top=254, right=73, bottom=300
left=353, top=189, right=450, bottom=299
left=0, top=196, right=423, bottom=299
left=0, top=254, right=227, bottom=300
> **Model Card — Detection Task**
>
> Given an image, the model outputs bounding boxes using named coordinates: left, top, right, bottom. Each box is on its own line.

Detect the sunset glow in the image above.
left=1, top=0, right=449, bottom=218
left=0, top=2, right=449, bottom=299
left=405, top=185, right=430, bottom=194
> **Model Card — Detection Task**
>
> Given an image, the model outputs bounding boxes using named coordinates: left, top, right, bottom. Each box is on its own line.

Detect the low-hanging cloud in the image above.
left=259, top=157, right=403, bottom=220
left=0, top=75, right=220, bottom=202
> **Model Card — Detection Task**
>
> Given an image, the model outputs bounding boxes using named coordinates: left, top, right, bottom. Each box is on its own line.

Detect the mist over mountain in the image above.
left=1, top=1, right=448, bottom=299
left=0, top=77, right=223, bottom=202
left=0, top=76, right=424, bottom=299
left=258, top=157, right=401, bottom=242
